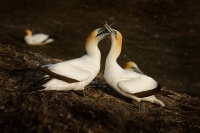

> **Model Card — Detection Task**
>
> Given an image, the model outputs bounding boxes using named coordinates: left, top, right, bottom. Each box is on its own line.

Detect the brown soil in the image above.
left=0, top=45, right=200, bottom=132
left=0, top=0, right=200, bottom=132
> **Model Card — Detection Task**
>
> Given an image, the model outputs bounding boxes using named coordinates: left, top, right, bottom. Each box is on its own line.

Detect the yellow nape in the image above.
left=116, top=31, right=122, bottom=39
left=116, top=31, right=123, bottom=52
left=125, top=61, right=137, bottom=70
left=25, top=29, right=32, bottom=36
left=85, top=29, right=98, bottom=44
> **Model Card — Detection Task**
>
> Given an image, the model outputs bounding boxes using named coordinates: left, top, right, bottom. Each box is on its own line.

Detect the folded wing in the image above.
left=117, top=76, right=161, bottom=98
left=31, top=34, right=49, bottom=44
left=41, top=63, right=91, bottom=83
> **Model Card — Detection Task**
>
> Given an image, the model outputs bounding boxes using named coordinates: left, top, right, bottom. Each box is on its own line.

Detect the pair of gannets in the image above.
left=37, top=24, right=167, bottom=107
left=24, top=29, right=54, bottom=45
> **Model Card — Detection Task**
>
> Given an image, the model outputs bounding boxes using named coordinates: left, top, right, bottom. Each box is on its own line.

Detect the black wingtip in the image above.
left=30, top=77, right=51, bottom=87
left=156, top=83, right=162, bottom=91
left=156, top=84, right=176, bottom=98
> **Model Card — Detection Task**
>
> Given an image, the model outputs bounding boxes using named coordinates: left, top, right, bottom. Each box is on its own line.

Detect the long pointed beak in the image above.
left=96, top=26, right=110, bottom=37
left=133, top=67, right=144, bottom=74
left=102, top=29, right=111, bottom=37
left=104, top=22, right=114, bottom=33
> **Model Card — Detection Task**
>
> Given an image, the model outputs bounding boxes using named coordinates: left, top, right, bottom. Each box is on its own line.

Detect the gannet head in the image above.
left=104, top=23, right=122, bottom=42
left=125, top=61, right=143, bottom=74
left=86, top=27, right=110, bottom=44
left=25, top=29, right=32, bottom=36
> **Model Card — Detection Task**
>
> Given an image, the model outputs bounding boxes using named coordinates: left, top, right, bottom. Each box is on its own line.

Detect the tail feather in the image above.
left=29, top=76, right=51, bottom=91
left=157, top=90, right=175, bottom=96
left=43, top=38, right=54, bottom=44
left=157, top=90, right=176, bottom=100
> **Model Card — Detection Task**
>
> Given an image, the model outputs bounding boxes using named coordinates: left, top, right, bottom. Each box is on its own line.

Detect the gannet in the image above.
left=104, top=24, right=165, bottom=107
left=38, top=27, right=109, bottom=91
left=24, top=29, right=54, bottom=45
left=124, top=61, right=143, bottom=74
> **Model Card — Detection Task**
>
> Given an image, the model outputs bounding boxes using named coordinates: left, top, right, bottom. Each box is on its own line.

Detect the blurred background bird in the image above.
left=24, top=29, right=55, bottom=45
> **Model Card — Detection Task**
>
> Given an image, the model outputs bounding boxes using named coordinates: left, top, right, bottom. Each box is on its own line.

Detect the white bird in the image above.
left=38, top=27, right=109, bottom=91
left=24, top=29, right=55, bottom=45
left=104, top=24, right=165, bottom=107
left=124, top=61, right=143, bottom=74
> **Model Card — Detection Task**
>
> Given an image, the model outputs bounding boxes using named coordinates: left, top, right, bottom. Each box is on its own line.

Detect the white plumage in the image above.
left=24, top=29, right=54, bottom=45
left=104, top=24, right=165, bottom=106
left=40, top=28, right=109, bottom=91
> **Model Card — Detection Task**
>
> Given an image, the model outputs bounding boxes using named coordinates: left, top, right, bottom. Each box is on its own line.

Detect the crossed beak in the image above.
left=104, top=22, right=115, bottom=35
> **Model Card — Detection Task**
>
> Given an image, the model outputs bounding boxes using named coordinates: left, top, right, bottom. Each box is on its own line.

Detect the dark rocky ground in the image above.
left=0, top=0, right=200, bottom=132
left=0, top=45, right=200, bottom=132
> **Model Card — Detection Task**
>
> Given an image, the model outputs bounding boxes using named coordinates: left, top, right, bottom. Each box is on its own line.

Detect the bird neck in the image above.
left=106, top=35, right=122, bottom=64
left=85, top=39, right=101, bottom=59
